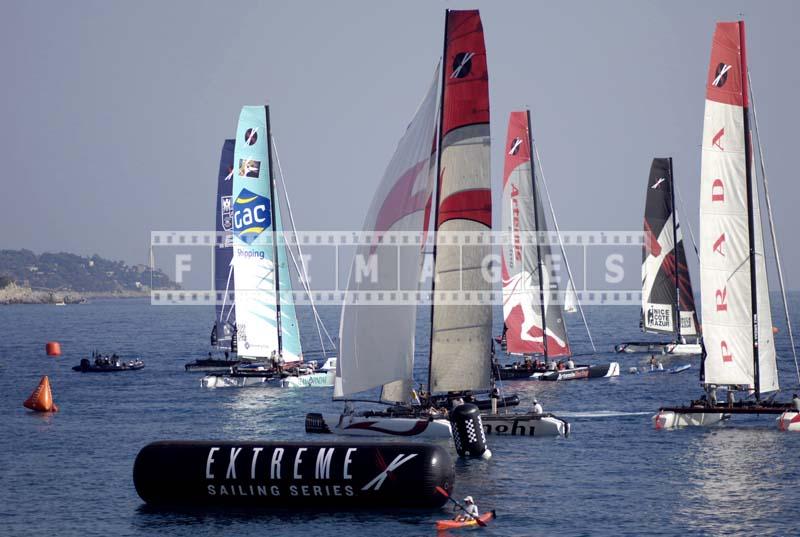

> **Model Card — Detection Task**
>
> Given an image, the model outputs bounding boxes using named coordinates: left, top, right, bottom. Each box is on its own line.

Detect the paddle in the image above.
left=434, top=486, right=487, bottom=527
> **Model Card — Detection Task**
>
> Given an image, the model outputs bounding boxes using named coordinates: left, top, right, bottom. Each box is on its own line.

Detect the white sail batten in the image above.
left=334, top=67, right=440, bottom=400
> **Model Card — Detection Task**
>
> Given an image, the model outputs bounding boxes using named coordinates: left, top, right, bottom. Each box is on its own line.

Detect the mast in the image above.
left=739, top=22, right=759, bottom=398
left=669, top=158, right=680, bottom=343
left=427, top=8, right=448, bottom=393
left=265, top=106, right=283, bottom=355
left=526, top=110, right=548, bottom=360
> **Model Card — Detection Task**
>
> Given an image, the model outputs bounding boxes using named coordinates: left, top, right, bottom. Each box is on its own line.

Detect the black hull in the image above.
left=73, top=363, right=145, bottom=372
left=537, top=363, right=618, bottom=381
left=184, top=359, right=241, bottom=371
left=429, top=394, right=520, bottom=411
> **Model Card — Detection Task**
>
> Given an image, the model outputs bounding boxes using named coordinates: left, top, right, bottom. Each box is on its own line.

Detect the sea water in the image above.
left=2, top=297, right=799, bottom=536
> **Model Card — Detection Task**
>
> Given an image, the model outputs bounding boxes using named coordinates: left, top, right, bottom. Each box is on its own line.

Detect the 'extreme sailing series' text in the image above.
left=203, top=445, right=417, bottom=498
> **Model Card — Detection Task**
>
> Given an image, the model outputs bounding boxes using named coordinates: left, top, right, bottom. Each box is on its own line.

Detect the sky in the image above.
left=2, top=0, right=799, bottom=288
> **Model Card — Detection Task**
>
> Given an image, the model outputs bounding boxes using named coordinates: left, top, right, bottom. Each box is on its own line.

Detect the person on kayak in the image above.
left=454, top=496, right=479, bottom=521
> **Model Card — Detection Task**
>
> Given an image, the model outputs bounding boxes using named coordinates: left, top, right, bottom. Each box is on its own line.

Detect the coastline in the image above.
left=0, top=283, right=152, bottom=305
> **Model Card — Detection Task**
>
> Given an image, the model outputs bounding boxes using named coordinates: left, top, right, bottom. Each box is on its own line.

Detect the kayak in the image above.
left=435, top=510, right=495, bottom=531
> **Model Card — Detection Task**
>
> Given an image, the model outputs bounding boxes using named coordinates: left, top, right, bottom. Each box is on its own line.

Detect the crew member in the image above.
left=793, top=394, right=800, bottom=412
left=532, top=398, right=544, bottom=414
left=566, top=358, right=575, bottom=369
left=454, top=496, right=480, bottom=522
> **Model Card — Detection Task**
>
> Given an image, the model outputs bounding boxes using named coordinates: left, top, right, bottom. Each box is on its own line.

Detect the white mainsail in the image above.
left=333, top=67, right=439, bottom=400
left=699, top=22, right=777, bottom=393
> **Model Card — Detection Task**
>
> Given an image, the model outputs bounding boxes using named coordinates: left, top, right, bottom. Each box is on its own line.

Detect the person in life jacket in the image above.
left=454, top=496, right=479, bottom=521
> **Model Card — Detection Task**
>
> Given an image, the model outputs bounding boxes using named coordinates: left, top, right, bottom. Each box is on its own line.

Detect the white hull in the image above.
left=481, top=413, right=568, bottom=437
left=319, top=413, right=452, bottom=439
left=653, top=410, right=727, bottom=429
left=201, top=374, right=270, bottom=388
left=777, top=411, right=800, bottom=431
left=278, top=371, right=334, bottom=388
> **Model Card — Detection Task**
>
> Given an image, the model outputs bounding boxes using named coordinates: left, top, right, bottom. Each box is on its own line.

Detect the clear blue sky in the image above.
left=2, top=1, right=798, bottom=287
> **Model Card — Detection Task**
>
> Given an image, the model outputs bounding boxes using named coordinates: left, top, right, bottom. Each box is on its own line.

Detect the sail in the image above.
left=334, top=67, right=440, bottom=400
left=274, top=188, right=303, bottom=364
left=213, top=139, right=236, bottom=347
left=501, top=111, right=570, bottom=358
left=429, top=10, right=493, bottom=393
left=231, top=106, right=280, bottom=360
left=699, top=22, right=777, bottom=393
left=641, top=158, right=698, bottom=337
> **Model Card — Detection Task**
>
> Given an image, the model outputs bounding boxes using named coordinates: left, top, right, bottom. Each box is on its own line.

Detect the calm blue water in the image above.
left=2, top=297, right=799, bottom=536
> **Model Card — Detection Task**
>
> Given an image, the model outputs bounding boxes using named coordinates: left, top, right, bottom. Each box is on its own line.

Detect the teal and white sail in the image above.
left=231, top=105, right=302, bottom=363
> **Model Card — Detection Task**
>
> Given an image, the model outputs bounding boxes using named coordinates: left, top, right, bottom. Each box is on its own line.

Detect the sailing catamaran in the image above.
left=202, top=106, right=335, bottom=389
left=493, top=111, right=618, bottom=383
left=186, top=139, right=241, bottom=372
left=654, top=21, right=800, bottom=429
left=307, top=10, right=503, bottom=438
left=615, top=158, right=702, bottom=356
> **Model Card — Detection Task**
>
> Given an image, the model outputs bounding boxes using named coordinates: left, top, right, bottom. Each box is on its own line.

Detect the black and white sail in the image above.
left=641, top=158, right=699, bottom=338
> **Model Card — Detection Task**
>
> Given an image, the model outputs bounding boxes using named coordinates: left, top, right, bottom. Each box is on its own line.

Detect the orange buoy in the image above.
left=773, top=326, right=779, bottom=334
left=23, top=375, right=59, bottom=412
left=46, top=341, right=61, bottom=356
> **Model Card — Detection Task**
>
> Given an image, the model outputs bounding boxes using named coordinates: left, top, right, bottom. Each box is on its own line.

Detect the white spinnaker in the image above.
left=334, top=66, right=439, bottom=400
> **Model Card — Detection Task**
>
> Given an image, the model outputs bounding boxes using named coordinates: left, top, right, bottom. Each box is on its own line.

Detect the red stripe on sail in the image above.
left=643, top=220, right=662, bottom=257
left=442, top=10, right=489, bottom=136
left=438, top=188, right=492, bottom=228
left=706, top=22, right=745, bottom=107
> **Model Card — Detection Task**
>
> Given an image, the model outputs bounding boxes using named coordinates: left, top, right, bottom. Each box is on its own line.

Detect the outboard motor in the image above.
left=450, top=403, right=491, bottom=459
left=79, top=358, right=90, bottom=371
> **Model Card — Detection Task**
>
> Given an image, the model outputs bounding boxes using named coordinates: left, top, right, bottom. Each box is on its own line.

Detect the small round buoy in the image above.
left=450, top=403, right=491, bottom=459
left=46, top=342, right=61, bottom=356
left=773, top=326, right=779, bottom=334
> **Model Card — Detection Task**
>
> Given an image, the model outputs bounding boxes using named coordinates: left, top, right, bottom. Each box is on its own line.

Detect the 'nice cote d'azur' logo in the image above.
left=233, top=188, right=271, bottom=244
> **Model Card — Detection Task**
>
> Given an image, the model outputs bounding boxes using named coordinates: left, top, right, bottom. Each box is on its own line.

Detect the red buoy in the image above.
left=23, top=375, right=59, bottom=412
left=46, top=342, right=61, bottom=356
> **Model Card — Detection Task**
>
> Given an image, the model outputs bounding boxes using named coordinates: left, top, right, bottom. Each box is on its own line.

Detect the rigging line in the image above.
left=748, top=69, right=800, bottom=387
left=271, top=135, right=336, bottom=356
left=674, top=183, right=699, bottom=257
left=220, top=261, right=234, bottom=322
left=532, top=142, right=597, bottom=353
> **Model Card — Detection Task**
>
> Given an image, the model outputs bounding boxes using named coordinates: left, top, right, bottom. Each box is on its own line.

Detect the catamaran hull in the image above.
left=307, top=413, right=453, bottom=439
left=481, top=413, right=569, bottom=437
left=777, top=411, right=800, bottom=431
left=615, top=342, right=702, bottom=355
left=200, top=374, right=272, bottom=388
left=653, top=410, right=727, bottom=429
left=278, top=371, right=334, bottom=388
left=533, top=362, right=620, bottom=381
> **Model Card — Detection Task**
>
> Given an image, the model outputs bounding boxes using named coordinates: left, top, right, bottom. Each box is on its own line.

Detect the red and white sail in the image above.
left=334, top=67, right=440, bottom=401
left=699, top=21, right=777, bottom=393
left=429, top=10, right=493, bottom=393
left=501, top=111, right=570, bottom=358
